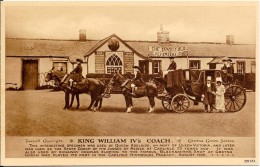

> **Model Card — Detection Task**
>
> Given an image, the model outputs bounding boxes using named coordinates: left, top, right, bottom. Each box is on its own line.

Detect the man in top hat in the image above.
left=215, top=77, right=226, bottom=112
left=69, top=58, right=83, bottom=88
left=167, top=57, right=177, bottom=71
left=202, top=76, right=215, bottom=113
left=221, top=57, right=234, bottom=84
left=131, top=66, right=145, bottom=95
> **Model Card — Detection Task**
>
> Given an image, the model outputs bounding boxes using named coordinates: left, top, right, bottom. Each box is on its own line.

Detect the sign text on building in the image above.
left=148, top=46, right=188, bottom=57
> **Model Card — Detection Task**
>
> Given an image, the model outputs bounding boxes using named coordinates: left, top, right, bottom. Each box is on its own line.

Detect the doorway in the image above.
left=22, top=60, right=39, bottom=90
left=139, top=60, right=149, bottom=74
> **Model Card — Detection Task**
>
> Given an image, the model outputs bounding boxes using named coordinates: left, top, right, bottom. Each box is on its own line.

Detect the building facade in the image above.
left=5, top=28, right=256, bottom=90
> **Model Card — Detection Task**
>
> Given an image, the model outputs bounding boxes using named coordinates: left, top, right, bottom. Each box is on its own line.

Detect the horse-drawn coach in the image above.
left=155, top=69, right=247, bottom=113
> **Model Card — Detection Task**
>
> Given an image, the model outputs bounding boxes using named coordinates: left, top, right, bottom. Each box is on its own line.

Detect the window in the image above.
left=53, top=62, right=67, bottom=73
left=189, top=60, right=201, bottom=69
left=251, top=61, right=256, bottom=73
left=237, top=61, right=245, bottom=75
left=106, top=54, right=123, bottom=74
left=152, top=60, right=161, bottom=74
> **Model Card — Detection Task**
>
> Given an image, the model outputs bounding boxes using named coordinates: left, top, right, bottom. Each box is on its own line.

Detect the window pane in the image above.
left=237, top=62, right=245, bottom=75
left=251, top=61, right=256, bottom=73
left=106, top=54, right=123, bottom=74
left=153, top=61, right=161, bottom=74
left=189, top=60, right=200, bottom=69
left=53, top=62, right=67, bottom=73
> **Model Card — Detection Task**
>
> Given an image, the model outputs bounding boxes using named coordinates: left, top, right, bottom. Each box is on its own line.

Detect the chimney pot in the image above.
left=79, top=29, right=86, bottom=41
left=226, top=35, right=234, bottom=45
left=157, top=24, right=169, bottom=43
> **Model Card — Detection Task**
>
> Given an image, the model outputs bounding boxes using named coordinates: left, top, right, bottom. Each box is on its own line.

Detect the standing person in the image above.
left=167, top=57, right=177, bottom=71
left=215, top=77, right=226, bottom=112
left=69, top=58, right=83, bottom=88
left=131, top=66, right=145, bottom=95
left=221, top=57, right=234, bottom=84
left=202, top=76, right=215, bottom=113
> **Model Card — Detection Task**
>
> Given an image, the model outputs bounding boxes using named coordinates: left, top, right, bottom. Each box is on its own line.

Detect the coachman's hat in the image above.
left=206, top=76, right=212, bottom=81
left=216, top=77, right=222, bottom=82
left=222, top=57, right=232, bottom=62
left=76, top=58, right=83, bottom=63
left=133, top=66, right=141, bottom=71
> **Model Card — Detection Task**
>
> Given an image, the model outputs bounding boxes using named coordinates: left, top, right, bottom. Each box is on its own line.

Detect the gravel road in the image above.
left=5, top=90, right=255, bottom=136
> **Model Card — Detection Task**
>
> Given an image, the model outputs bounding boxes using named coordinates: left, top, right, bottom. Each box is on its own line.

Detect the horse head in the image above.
left=110, top=70, right=125, bottom=86
left=45, top=70, right=54, bottom=82
left=45, top=69, right=66, bottom=83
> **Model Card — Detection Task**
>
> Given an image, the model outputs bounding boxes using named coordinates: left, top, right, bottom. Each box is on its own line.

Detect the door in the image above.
left=139, top=60, right=149, bottom=74
left=22, top=60, right=38, bottom=90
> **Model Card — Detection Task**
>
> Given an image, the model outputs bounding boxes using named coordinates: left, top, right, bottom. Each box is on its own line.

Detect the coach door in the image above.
left=22, top=60, right=38, bottom=90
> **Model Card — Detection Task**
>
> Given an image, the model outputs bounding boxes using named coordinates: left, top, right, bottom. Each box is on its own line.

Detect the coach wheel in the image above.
left=225, top=85, right=246, bottom=112
left=162, top=97, right=173, bottom=112
left=171, top=94, right=190, bottom=113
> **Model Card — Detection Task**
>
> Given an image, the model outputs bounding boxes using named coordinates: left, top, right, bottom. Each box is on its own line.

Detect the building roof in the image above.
left=6, top=35, right=256, bottom=61
left=84, top=34, right=150, bottom=60
left=126, top=41, right=256, bottom=58
left=6, top=38, right=99, bottom=62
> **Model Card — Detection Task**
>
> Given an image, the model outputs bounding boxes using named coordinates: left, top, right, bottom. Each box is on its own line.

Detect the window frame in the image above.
left=236, top=61, right=246, bottom=75
left=105, top=54, right=123, bottom=74
left=251, top=61, right=256, bottom=73
left=152, top=60, right=162, bottom=74
left=189, top=60, right=201, bottom=69
left=53, top=62, right=67, bottom=73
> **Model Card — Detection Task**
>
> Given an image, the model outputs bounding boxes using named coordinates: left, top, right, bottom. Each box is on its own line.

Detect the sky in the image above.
left=4, top=2, right=258, bottom=44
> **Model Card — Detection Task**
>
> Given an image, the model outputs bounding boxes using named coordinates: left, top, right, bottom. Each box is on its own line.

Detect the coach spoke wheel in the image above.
left=225, top=85, right=246, bottom=112
left=162, top=98, right=173, bottom=112
left=171, top=94, right=190, bottom=113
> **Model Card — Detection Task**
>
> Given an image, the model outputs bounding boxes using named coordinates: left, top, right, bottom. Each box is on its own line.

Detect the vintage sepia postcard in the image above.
left=1, top=1, right=259, bottom=166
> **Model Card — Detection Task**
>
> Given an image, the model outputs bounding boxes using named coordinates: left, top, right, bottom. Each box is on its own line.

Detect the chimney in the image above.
left=157, top=24, right=170, bottom=43
left=160, top=24, right=163, bottom=31
left=226, top=35, right=234, bottom=45
left=79, top=29, right=86, bottom=41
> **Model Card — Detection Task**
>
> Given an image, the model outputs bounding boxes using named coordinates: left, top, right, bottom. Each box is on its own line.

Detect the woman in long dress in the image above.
left=215, top=77, right=226, bottom=112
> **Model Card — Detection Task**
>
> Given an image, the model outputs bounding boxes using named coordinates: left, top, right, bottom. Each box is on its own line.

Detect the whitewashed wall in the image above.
left=5, top=57, right=22, bottom=88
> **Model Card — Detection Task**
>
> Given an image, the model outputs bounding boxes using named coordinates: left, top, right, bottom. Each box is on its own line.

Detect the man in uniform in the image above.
left=69, top=58, right=83, bottom=89
left=131, top=66, right=145, bottom=95
left=202, top=76, right=215, bottom=113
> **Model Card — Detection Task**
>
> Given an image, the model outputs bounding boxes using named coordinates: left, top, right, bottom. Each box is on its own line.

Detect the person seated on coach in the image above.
left=164, top=57, right=177, bottom=81
left=69, top=58, right=83, bottom=89
left=221, top=57, right=234, bottom=84
left=167, top=57, right=177, bottom=71
left=131, top=66, right=145, bottom=95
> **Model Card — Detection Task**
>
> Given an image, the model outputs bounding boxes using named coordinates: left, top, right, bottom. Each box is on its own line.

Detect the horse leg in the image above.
left=93, top=98, right=98, bottom=112
left=64, top=91, right=69, bottom=110
left=69, top=93, right=75, bottom=108
left=147, top=96, right=155, bottom=113
left=98, top=98, right=103, bottom=110
left=125, top=95, right=132, bottom=113
left=76, top=94, right=80, bottom=109
left=130, top=97, right=133, bottom=109
left=97, top=95, right=103, bottom=110
left=87, top=93, right=95, bottom=110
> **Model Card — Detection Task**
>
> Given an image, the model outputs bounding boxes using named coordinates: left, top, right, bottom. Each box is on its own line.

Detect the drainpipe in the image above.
left=86, top=56, right=89, bottom=74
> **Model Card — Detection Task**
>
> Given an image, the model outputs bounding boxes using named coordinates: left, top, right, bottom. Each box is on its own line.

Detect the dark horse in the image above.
left=107, top=71, right=158, bottom=113
left=45, top=69, right=105, bottom=111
